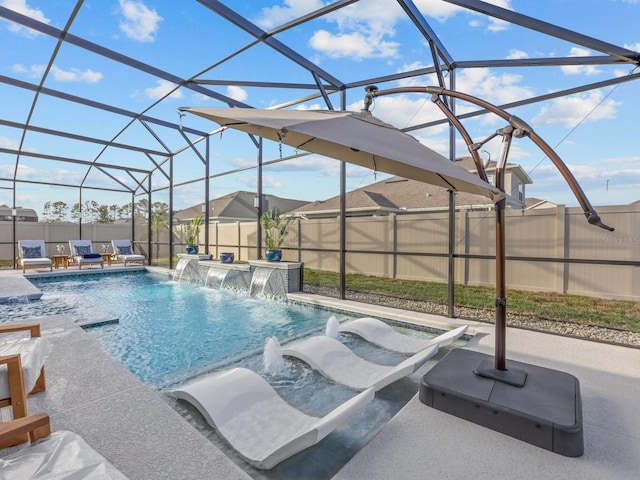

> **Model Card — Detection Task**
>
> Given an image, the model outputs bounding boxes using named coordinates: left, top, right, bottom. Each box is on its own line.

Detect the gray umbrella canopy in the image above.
left=180, top=107, right=501, bottom=200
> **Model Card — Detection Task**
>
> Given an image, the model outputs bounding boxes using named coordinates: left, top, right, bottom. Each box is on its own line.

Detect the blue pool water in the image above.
left=26, top=271, right=354, bottom=387
left=11, top=271, right=453, bottom=480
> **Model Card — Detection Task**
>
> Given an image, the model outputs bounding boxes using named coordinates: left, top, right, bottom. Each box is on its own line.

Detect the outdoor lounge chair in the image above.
left=0, top=323, right=51, bottom=437
left=172, top=367, right=374, bottom=469
left=0, top=413, right=129, bottom=479
left=279, top=335, right=439, bottom=391
left=69, top=240, right=104, bottom=269
left=339, top=318, right=468, bottom=354
left=111, top=239, right=145, bottom=266
left=17, top=240, right=52, bottom=273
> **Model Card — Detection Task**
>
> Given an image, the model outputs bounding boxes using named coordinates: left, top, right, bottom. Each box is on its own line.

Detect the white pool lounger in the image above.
left=280, top=336, right=438, bottom=391
left=172, top=367, right=374, bottom=470
left=339, top=318, right=468, bottom=354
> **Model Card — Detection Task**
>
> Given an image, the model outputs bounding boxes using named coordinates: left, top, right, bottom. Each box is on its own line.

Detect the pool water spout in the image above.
left=263, top=336, right=286, bottom=375
left=325, top=315, right=339, bottom=339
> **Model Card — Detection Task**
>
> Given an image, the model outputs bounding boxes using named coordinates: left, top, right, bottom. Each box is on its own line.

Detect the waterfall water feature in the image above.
left=173, top=257, right=191, bottom=282
left=174, top=258, right=288, bottom=298
left=205, top=266, right=250, bottom=292
left=204, top=267, right=230, bottom=289
left=263, top=336, right=287, bottom=375
left=325, top=315, right=339, bottom=339
left=249, top=267, right=287, bottom=298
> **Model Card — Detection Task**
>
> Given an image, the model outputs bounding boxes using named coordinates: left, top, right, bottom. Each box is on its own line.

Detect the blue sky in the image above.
left=1, top=0, right=639, bottom=216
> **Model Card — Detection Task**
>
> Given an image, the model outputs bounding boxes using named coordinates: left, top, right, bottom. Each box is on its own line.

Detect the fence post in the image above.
left=297, top=218, right=302, bottom=263
left=460, top=210, right=470, bottom=285
left=556, top=204, right=568, bottom=294
left=214, top=222, right=219, bottom=260
left=237, top=221, right=241, bottom=262
left=390, top=213, right=397, bottom=279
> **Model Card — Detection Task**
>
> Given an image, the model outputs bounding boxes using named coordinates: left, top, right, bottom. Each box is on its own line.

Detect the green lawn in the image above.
left=303, top=269, right=640, bottom=333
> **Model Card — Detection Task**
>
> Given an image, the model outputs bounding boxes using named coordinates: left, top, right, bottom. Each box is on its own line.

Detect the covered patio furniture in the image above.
left=339, top=319, right=468, bottom=354
left=111, top=239, right=145, bottom=266
left=17, top=240, right=52, bottom=273
left=172, top=367, right=374, bottom=469
left=0, top=413, right=129, bottom=479
left=279, top=335, right=439, bottom=391
left=0, top=323, right=51, bottom=436
left=69, top=240, right=104, bottom=269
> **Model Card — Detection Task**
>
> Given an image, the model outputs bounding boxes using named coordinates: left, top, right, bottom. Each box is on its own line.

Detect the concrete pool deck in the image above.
left=1, top=267, right=640, bottom=479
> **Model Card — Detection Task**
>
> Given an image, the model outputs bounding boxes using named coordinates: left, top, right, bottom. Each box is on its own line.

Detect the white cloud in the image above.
left=309, top=29, right=399, bottom=59
left=51, top=66, right=102, bottom=83
left=487, top=18, right=510, bottom=32
left=143, top=80, right=183, bottom=100
left=456, top=68, right=534, bottom=106
left=118, top=0, right=162, bottom=43
left=413, top=0, right=464, bottom=21
left=348, top=94, right=448, bottom=135
left=13, top=64, right=103, bottom=83
left=238, top=173, right=282, bottom=189
left=394, top=61, right=440, bottom=87
left=254, top=0, right=324, bottom=30
left=531, top=90, right=620, bottom=128
left=624, top=42, right=640, bottom=52
left=507, top=49, right=529, bottom=60
left=226, top=86, right=248, bottom=102
left=527, top=158, right=640, bottom=206
left=561, top=47, right=603, bottom=76
left=1, top=0, right=49, bottom=37
left=415, top=0, right=514, bottom=31
left=0, top=163, right=80, bottom=184
left=0, top=136, right=20, bottom=150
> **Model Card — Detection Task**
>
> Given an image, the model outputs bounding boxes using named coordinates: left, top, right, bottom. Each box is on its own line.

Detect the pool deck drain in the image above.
left=2, top=269, right=640, bottom=480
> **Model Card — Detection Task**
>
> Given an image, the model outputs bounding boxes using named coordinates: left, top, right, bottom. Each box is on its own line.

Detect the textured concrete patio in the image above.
left=2, top=269, right=639, bottom=479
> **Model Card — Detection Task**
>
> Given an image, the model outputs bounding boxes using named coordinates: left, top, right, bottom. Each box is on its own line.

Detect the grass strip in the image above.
left=304, top=269, right=640, bottom=333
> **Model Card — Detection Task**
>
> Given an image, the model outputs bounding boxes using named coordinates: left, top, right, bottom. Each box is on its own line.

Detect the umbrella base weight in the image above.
left=419, top=349, right=583, bottom=457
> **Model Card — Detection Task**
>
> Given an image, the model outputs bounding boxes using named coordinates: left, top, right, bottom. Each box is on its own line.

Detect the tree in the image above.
left=95, top=205, right=112, bottom=223
left=71, top=200, right=99, bottom=222
left=42, top=201, right=68, bottom=222
left=118, top=203, right=132, bottom=220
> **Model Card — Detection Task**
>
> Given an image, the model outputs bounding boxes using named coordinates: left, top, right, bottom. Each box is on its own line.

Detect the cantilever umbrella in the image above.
left=179, top=107, right=501, bottom=200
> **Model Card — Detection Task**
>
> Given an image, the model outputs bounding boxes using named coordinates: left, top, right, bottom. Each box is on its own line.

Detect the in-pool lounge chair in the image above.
left=339, top=318, right=468, bottom=354
left=172, top=367, right=374, bottom=469
left=0, top=323, right=51, bottom=440
left=17, top=240, right=52, bottom=273
left=279, top=335, right=438, bottom=391
left=0, top=413, right=129, bottom=479
left=69, top=240, right=104, bottom=269
left=111, top=239, right=145, bottom=266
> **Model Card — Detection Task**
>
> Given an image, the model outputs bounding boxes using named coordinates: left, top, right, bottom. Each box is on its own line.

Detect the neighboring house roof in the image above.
left=293, top=176, right=495, bottom=217
left=294, top=156, right=534, bottom=218
left=0, top=207, right=38, bottom=221
left=525, top=197, right=557, bottom=209
left=174, top=191, right=308, bottom=222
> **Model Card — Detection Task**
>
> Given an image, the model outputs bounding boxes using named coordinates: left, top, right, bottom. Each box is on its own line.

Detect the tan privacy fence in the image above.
left=2, top=204, right=638, bottom=301
left=209, top=204, right=639, bottom=301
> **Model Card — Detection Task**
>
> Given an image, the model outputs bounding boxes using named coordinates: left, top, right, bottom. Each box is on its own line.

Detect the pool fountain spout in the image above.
left=263, top=336, right=286, bottom=375
left=325, top=315, right=339, bottom=339
left=249, top=267, right=287, bottom=298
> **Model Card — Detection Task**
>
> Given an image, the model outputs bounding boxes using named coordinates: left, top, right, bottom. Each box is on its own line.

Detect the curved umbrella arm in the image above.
left=362, top=85, right=614, bottom=232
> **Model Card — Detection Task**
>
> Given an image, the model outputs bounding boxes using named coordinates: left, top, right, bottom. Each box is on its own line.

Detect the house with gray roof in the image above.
left=293, top=158, right=532, bottom=218
left=174, top=191, right=308, bottom=223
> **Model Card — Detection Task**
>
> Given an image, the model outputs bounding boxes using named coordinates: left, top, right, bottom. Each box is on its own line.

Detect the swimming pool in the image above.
left=11, top=270, right=454, bottom=479
left=24, top=271, right=356, bottom=387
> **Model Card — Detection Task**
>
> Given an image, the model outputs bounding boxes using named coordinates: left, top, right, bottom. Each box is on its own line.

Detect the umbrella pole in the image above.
left=474, top=128, right=528, bottom=386
left=495, top=197, right=507, bottom=370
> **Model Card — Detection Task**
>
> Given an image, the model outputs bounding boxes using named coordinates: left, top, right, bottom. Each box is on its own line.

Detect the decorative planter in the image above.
left=220, top=252, right=235, bottom=263
left=265, top=249, right=282, bottom=262
left=186, top=245, right=199, bottom=254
